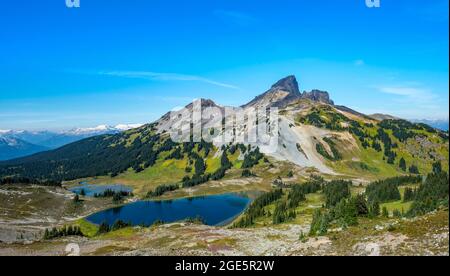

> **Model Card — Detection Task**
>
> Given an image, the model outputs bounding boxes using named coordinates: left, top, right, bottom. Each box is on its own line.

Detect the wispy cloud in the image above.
left=375, top=84, right=448, bottom=119
left=214, top=10, right=257, bottom=26
left=378, top=85, right=437, bottom=102
left=99, top=71, right=240, bottom=90
left=354, top=59, right=365, bottom=66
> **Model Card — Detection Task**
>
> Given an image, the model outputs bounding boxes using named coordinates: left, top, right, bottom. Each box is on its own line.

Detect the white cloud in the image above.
left=375, top=84, right=448, bottom=120
left=378, top=86, right=437, bottom=101
left=99, top=71, right=240, bottom=90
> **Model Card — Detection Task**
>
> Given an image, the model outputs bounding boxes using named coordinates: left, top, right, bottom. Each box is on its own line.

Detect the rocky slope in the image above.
left=0, top=75, right=448, bottom=182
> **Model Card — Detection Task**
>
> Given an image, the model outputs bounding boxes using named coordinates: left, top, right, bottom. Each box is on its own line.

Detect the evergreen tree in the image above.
left=369, top=201, right=381, bottom=217
left=432, top=161, right=442, bottom=174
left=98, top=222, right=110, bottom=234
left=353, top=194, right=369, bottom=216
left=309, top=209, right=329, bottom=236
left=220, top=151, right=232, bottom=170
left=403, top=187, right=415, bottom=202
left=399, top=157, right=407, bottom=171
left=409, top=165, right=420, bottom=174
left=382, top=207, right=389, bottom=218
left=323, top=180, right=351, bottom=207
left=194, top=156, right=206, bottom=176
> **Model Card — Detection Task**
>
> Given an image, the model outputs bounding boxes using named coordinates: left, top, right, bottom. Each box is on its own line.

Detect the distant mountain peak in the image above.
left=270, top=75, right=301, bottom=95
left=243, top=75, right=302, bottom=108
left=243, top=75, right=337, bottom=108
left=184, top=98, right=221, bottom=110
left=301, top=90, right=334, bottom=105
left=369, top=113, right=400, bottom=121
left=64, top=124, right=143, bottom=135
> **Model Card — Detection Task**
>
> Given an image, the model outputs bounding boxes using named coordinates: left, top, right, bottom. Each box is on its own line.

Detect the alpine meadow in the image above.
left=0, top=0, right=448, bottom=257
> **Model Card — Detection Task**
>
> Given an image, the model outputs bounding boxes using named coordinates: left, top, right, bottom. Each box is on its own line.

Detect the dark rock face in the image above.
left=242, top=75, right=335, bottom=108
left=301, top=90, right=334, bottom=105
left=242, top=75, right=302, bottom=108
left=270, top=75, right=301, bottom=95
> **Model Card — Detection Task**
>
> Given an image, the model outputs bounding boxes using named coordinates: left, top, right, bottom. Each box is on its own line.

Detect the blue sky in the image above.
left=0, top=0, right=448, bottom=130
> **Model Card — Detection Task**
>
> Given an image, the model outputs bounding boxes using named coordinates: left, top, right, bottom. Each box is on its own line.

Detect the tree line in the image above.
left=0, top=177, right=61, bottom=187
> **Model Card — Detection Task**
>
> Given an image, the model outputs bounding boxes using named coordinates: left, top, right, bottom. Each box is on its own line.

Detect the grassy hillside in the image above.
left=295, top=105, right=449, bottom=180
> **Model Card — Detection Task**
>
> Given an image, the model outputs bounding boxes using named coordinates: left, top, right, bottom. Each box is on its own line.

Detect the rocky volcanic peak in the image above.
left=184, top=98, right=221, bottom=110
left=157, top=98, right=225, bottom=132
left=301, top=90, right=334, bottom=105
left=270, top=75, right=301, bottom=95
left=243, top=75, right=302, bottom=108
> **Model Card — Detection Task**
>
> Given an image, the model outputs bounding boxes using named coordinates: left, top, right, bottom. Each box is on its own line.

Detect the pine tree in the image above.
left=399, top=158, right=406, bottom=171
left=369, top=201, right=381, bottom=217
left=409, top=165, right=420, bottom=174
left=432, top=161, right=442, bottom=174
left=98, top=222, right=110, bottom=234
left=403, top=187, right=415, bottom=202
left=220, top=151, right=232, bottom=170
left=382, top=207, right=389, bottom=218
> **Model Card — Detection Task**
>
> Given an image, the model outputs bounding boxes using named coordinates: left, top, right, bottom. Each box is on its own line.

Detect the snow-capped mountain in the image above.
left=0, top=124, right=143, bottom=159
left=41, top=124, right=144, bottom=148
left=0, top=130, right=58, bottom=146
left=0, top=136, right=48, bottom=161
left=63, top=124, right=143, bottom=135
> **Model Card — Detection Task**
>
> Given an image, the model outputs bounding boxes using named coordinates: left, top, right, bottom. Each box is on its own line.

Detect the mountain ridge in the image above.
left=0, top=136, right=49, bottom=161
left=243, top=76, right=334, bottom=108
left=0, top=75, right=448, bottom=183
left=0, top=124, right=143, bottom=159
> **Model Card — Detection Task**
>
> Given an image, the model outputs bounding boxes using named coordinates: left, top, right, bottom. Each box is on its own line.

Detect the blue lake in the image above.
left=86, top=193, right=252, bottom=227
left=69, top=184, right=132, bottom=197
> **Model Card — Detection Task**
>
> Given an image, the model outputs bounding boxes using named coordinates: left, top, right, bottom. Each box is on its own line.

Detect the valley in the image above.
left=0, top=76, right=448, bottom=256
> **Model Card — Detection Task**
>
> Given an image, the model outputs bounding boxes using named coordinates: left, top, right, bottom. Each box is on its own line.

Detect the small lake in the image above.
left=85, top=193, right=252, bottom=227
left=69, top=184, right=132, bottom=197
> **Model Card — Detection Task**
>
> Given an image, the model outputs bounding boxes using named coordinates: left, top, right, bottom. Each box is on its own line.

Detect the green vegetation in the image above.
left=44, top=225, right=84, bottom=240
left=323, top=137, right=342, bottom=161
left=242, top=147, right=264, bottom=169
left=298, top=105, right=348, bottom=131
left=308, top=169, right=448, bottom=237
left=97, top=220, right=132, bottom=235
left=232, top=189, right=283, bottom=228
left=0, top=125, right=166, bottom=180
left=323, top=180, right=351, bottom=207
left=408, top=171, right=449, bottom=217
left=241, top=169, right=256, bottom=177
left=316, top=142, right=334, bottom=160
left=365, top=175, right=421, bottom=204
left=0, top=177, right=61, bottom=187
left=298, top=106, right=448, bottom=178
left=75, top=219, right=99, bottom=238
left=146, top=183, right=180, bottom=198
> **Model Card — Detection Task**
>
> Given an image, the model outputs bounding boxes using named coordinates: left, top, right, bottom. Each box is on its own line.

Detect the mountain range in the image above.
left=0, top=124, right=142, bottom=161
left=0, top=75, right=448, bottom=184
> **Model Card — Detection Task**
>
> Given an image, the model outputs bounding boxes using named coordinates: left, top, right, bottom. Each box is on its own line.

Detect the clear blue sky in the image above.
left=0, top=0, right=448, bottom=130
